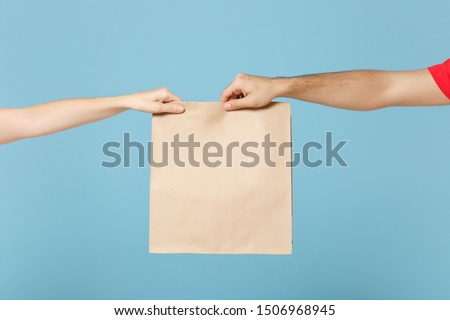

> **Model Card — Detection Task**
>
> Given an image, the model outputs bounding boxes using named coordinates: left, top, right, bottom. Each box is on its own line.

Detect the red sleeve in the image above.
left=428, top=59, right=450, bottom=99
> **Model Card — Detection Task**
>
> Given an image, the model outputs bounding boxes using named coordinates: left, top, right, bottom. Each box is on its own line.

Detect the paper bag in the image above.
left=149, top=102, right=292, bottom=254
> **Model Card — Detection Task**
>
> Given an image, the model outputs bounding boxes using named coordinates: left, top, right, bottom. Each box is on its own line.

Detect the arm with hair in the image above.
left=221, top=69, right=450, bottom=111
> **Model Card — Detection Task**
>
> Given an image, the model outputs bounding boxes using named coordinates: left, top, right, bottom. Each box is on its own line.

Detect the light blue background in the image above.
left=1, top=0, right=449, bottom=299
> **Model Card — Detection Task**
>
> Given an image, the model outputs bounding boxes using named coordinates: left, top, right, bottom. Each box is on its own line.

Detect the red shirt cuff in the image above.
left=428, top=59, right=450, bottom=100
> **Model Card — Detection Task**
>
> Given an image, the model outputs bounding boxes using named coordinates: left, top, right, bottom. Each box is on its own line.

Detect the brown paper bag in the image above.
left=149, top=102, right=292, bottom=254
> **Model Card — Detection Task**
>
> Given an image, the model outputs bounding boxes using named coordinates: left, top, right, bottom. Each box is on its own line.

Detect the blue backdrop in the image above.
left=1, top=0, right=449, bottom=299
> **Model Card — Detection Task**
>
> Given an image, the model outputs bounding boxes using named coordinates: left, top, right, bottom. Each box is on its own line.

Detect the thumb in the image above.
left=223, top=97, right=252, bottom=111
left=153, top=102, right=185, bottom=114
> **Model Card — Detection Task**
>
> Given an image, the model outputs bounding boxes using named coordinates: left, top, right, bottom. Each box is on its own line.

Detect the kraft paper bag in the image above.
left=149, top=102, right=292, bottom=254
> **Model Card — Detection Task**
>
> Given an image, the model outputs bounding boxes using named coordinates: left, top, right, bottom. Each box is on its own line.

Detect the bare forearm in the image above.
left=22, top=96, right=129, bottom=138
left=274, top=71, right=391, bottom=110
left=273, top=69, right=448, bottom=110
left=0, top=96, right=128, bottom=144
left=0, top=87, right=183, bottom=144
left=221, top=68, right=449, bottom=111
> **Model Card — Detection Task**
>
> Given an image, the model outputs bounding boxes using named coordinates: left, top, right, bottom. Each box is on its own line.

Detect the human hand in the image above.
left=125, top=87, right=184, bottom=114
left=220, top=74, right=281, bottom=111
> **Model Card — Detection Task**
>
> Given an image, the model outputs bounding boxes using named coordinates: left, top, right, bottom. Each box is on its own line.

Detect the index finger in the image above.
left=221, top=81, right=242, bottom=102
left=163, top=90, right=183, bottom=103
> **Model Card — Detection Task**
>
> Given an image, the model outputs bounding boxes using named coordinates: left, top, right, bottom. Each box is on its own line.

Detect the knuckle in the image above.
left=236, top=73, right=248, bottom=81
left=235, top=73, right=248, bottom=85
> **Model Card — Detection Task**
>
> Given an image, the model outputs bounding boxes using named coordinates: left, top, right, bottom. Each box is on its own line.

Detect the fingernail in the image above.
left=177, top=105, right=184, bottom=112
left=224, top=102, right=232, bottom=111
